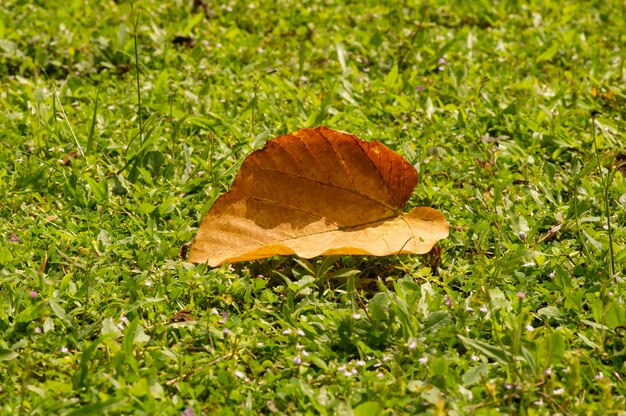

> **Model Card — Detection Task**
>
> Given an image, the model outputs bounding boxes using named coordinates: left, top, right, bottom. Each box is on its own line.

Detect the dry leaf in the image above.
left=179, top=242, right=191, bottom=260
left=169, top=309, right=195, bottom=323
left=189, top=126, right=449, bottom=266
left=60, top=150, right=78, bottom=166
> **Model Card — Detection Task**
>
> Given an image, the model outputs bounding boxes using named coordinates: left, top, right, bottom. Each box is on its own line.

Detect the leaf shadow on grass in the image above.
left=242, top=253, right=439, bottom=296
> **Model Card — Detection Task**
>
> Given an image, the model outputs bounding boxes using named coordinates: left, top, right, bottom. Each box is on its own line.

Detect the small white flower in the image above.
left=211, top=308, right=219, bottom=315
left=282, top=329, right=291, bottom=335
left=526, top=324, right=535, bottom=332
left=256, top=342, right=264, bottom=347
left=549, top=271, right=555, bottom=278
left=61, top=347, right=69, bottom=353
left=223, top=328, right=231, bottom=335
left=408, top=340, right=417, bottom=350
left=293, top=356, right=301, bottom=365
left=466, top=307, right=474, bottom=312
left=248, top=3, right=255, bottom=8
left=376, top=372, right=384, bottom=378
left=562, top=367, right=570, bottom=374
left=145, top=280, right=152, bottom=287
left=353, top=313, right=361, bottom=320
left=479, top=306, right=488, bottom=313
left=120, top=315, right=128, bottom=323
left=373, top=362, right=382, bottom=368
left=552, top=388, right=564, bottom=395
left=351, top=368, right=358, bottom=375
left=234, top=370, right=245, bottom=379
left=228, top=265, right=235, bottom=272
left=301, top=350, right=309, bottom=356
left=296, top=329, right=305, bottom=336
left=34, top=327, right=42, bottom=334
left=544, top=368, right=552, bottom=376
left=418, top=356, right=428, bottom=364
left=342, top=370, right=353, bottom=377
left=595, top=371, right=604, bottom=380
left=534, top=398, right=544, bottom=406
left=296, top=343, right=304, bottom=350
left=356, top=360, right=366, bottom=366
left=471, top=354, right=480, bottom=362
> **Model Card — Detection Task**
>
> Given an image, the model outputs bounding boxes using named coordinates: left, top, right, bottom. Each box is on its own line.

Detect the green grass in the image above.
left=1, top=0, right=625, bottom=414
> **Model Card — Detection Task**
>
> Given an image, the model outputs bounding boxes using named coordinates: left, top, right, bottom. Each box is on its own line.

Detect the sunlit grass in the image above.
left=0, top=0, right=625, bottom=414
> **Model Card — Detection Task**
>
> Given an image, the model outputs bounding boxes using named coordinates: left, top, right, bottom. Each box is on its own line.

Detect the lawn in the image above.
left=1, top=0, right=625, bottom=414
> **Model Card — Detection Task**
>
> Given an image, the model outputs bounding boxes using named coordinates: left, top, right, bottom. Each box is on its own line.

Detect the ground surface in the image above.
left=1, top=0, right=625, bottom=414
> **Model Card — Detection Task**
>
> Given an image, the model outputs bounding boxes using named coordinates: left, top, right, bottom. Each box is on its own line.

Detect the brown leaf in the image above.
left=537, top=223, right=562, bottom=244
left=61, top=150, right=78, bottom=166
left=170, top=309, right=195, bottom=323
left=189, top=126, right=449, bottom=266
left=179, top=242, right=191, bottom=260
